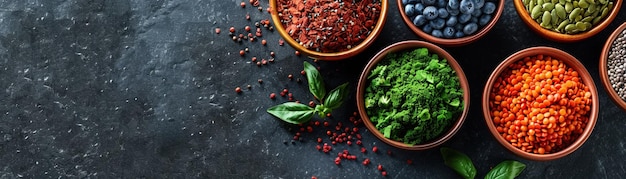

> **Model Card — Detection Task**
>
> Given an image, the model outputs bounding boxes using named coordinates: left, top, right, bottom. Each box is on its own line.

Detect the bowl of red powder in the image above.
left=269, top=0, right=388, bottom=60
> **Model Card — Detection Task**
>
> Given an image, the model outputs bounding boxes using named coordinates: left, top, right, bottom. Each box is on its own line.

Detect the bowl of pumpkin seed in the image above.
left=513, top=0, right=622, bottom=42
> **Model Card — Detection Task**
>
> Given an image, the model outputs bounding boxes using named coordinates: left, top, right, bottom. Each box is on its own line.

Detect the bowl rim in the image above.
left=396, top=0, right=505, bottom=46
left=482, top=46, right=599, bottom=161
left=356, top=40, right=470, bottom=150
left=268, top=0, right=388, bottom=61
left=512, top=0, right=623, bottom=42
left=599, top=22, right=626, bottom=111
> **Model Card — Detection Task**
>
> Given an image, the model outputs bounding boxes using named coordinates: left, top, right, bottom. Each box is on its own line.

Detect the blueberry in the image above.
left=437, top=0, right=447, bottom=8
left=447, top=6, right=460, bottom=16
left=438, top=8, right=449, bottom=18
left=471, top=7, right=482, bottom=17
left=483, top=2, right=496, bottom=14
left=459, top=0, right=475, bottom=14
left=448, top=0, right=460, bottom=9
left=422, top=24, right=434, bottom=33
left=446, top=16, right=458, bottom=26
left=473, top=0, right=485, bottom=9
left=479, top=14, right=492, bottom=26
left=463, top=23, right=478, bottom=35
left=430, top=18, right=446, bottom=29
left=423, top=6, right=439, bottom=20
left=471, top=16, right=478, bottom=23
left=455, top=23, right=464, bottom=31
left=405, top=4, right=416, bottom=17
left=431, top=29, right=443, bottom=38
left=423, top=0, right=436, bottom=6
left=415, top=3, right=426, bottom=14
left=455, top=31, right=465, bottom=38
left=413, top=15, right=428, bottom=26
left=443, top=27, right=456, bottom=38
left=459, top=13, right=472, bottom=23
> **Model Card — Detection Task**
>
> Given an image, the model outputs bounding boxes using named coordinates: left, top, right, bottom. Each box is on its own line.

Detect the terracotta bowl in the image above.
left=482, top=46, right=599, bottom=161
left=600, top=22, right=626, bottom=111
left=356, top=40, right=470, bottom=150
left=513, top=0, right=622, bottom=42
left=397, top=0, right=505, bottom=46
left=268, top=0, right=388, bottom=61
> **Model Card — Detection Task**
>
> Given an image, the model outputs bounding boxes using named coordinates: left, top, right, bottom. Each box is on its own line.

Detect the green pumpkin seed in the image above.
left=600, top=5, right=609, bottom=18
left=531, top=5, right=544, bottom=19
left=542, top=11, right=552, bottom=24
left=551, top=9, right=559, bottom=25
left=559, top=0, right=566, bottom=4
left=575, top=21, right=587, bottom=31
left=578, top=0, right=589, bottom=8
left=565, top=2, right=574, bottom=12
left=565, top=24, right=578, bottom=33
left=598, top=0, right=607, bottom=4
left=569, top=8, right=582, bottom=21
left=557, top=19, right=570, bottom=31
left=581, top=16, right=594, bottom=22
left=543, top=3, right=555, bottom=11
left=592, top=15, right=603, bottom=24
left=538, top=0, right=544, bottom=6
left=555, top=4, right=566, bottom=19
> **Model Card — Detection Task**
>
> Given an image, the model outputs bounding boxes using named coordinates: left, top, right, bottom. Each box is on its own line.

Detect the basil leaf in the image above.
left=267, top=102, right=315, bottom=124
left=323, top=82, right=349, bottom=110
left=484, top=160, right=526, bottom=179
left=441, top=147, right=477, bottom=179
left=303, top=61, right=326, bottom=101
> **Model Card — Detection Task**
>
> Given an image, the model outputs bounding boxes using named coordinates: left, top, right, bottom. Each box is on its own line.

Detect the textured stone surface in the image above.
left=0, top=0, right=625, bottom=178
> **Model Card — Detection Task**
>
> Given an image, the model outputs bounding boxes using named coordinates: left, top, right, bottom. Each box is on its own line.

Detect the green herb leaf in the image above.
left=484, top=160, right=526, bottom=179
left=303, top=61, right=326, bottom=101
left=324, top=82, right=349, bottom=110
left=267, top=102, right=315, bottom=124
left=441, top=147, right=477, bottom=179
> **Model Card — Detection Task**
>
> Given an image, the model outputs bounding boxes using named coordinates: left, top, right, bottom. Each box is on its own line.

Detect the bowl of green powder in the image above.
left=356, top=40, right=470, bottom=150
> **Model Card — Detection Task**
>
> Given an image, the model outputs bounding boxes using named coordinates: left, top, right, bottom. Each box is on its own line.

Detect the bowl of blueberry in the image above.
left=399, top=0, right=504, bottom=46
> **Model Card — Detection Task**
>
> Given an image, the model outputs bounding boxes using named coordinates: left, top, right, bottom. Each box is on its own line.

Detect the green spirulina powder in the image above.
left=364, top=48, right=464, bottom=145
left=607, top=28, right=626, bottom=100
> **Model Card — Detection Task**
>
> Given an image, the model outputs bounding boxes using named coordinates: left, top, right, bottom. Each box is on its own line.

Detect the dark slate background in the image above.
left=1, top=0, right=625, bottom=178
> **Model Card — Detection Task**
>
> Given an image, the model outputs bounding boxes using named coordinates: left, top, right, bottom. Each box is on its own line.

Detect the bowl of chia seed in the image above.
left=600, top=22, right=626, bottom=111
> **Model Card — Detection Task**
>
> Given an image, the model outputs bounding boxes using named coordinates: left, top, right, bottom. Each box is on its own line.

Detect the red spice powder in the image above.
left=276, top=0, right=381, bottom=53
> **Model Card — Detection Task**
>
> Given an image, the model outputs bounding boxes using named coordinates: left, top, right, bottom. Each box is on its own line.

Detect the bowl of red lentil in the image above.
left=357, top=40, right=470, bottom=150
left=398, top=0, right=505, bottom=46
left=269, top=0, right=388, bottom=60
left=600, top=22, right=626, bottom=111
left=513, top=0, right=622, bottom=42
left=483, top=46, right=598, bottom=161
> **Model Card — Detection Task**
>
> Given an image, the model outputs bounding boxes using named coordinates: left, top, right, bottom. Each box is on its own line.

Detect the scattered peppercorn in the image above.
left=270, top=51, right=275, bottom=57
left=295, top=50, right=301, bottom=56
left=239, top=50, right=245, bottom=56
left=240, top=1, right=246, bottom=8
left=215, top=28, right=221, bottom=34
left=245, top=26, right=251, bottom=32
left=279, top=39, right=284, bottom=46
left=270, top=93, right=276, bottom=99
left=246, top=84, right=252, bottom=89
left=377, top=164, right=383, bottom=171
left=235, top=87, right=242, bottom=93
left=261, top=39, right=267, bottom=45
left=251, top=56, right=257, bottom=62
left=258, top=79, right=263, bottom=84
left=229, top=26, right=235, bottom=33
left=288, top=74, right=293, bottom=80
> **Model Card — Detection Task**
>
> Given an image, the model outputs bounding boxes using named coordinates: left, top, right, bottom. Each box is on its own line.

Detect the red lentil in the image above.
left=276, top=0, right=381, bottom=53
left=489, top=54, right=592, bottom=154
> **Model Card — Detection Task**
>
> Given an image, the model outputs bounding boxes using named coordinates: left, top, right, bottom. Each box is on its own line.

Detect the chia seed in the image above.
left=607, top=28, right=626, bottom=101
